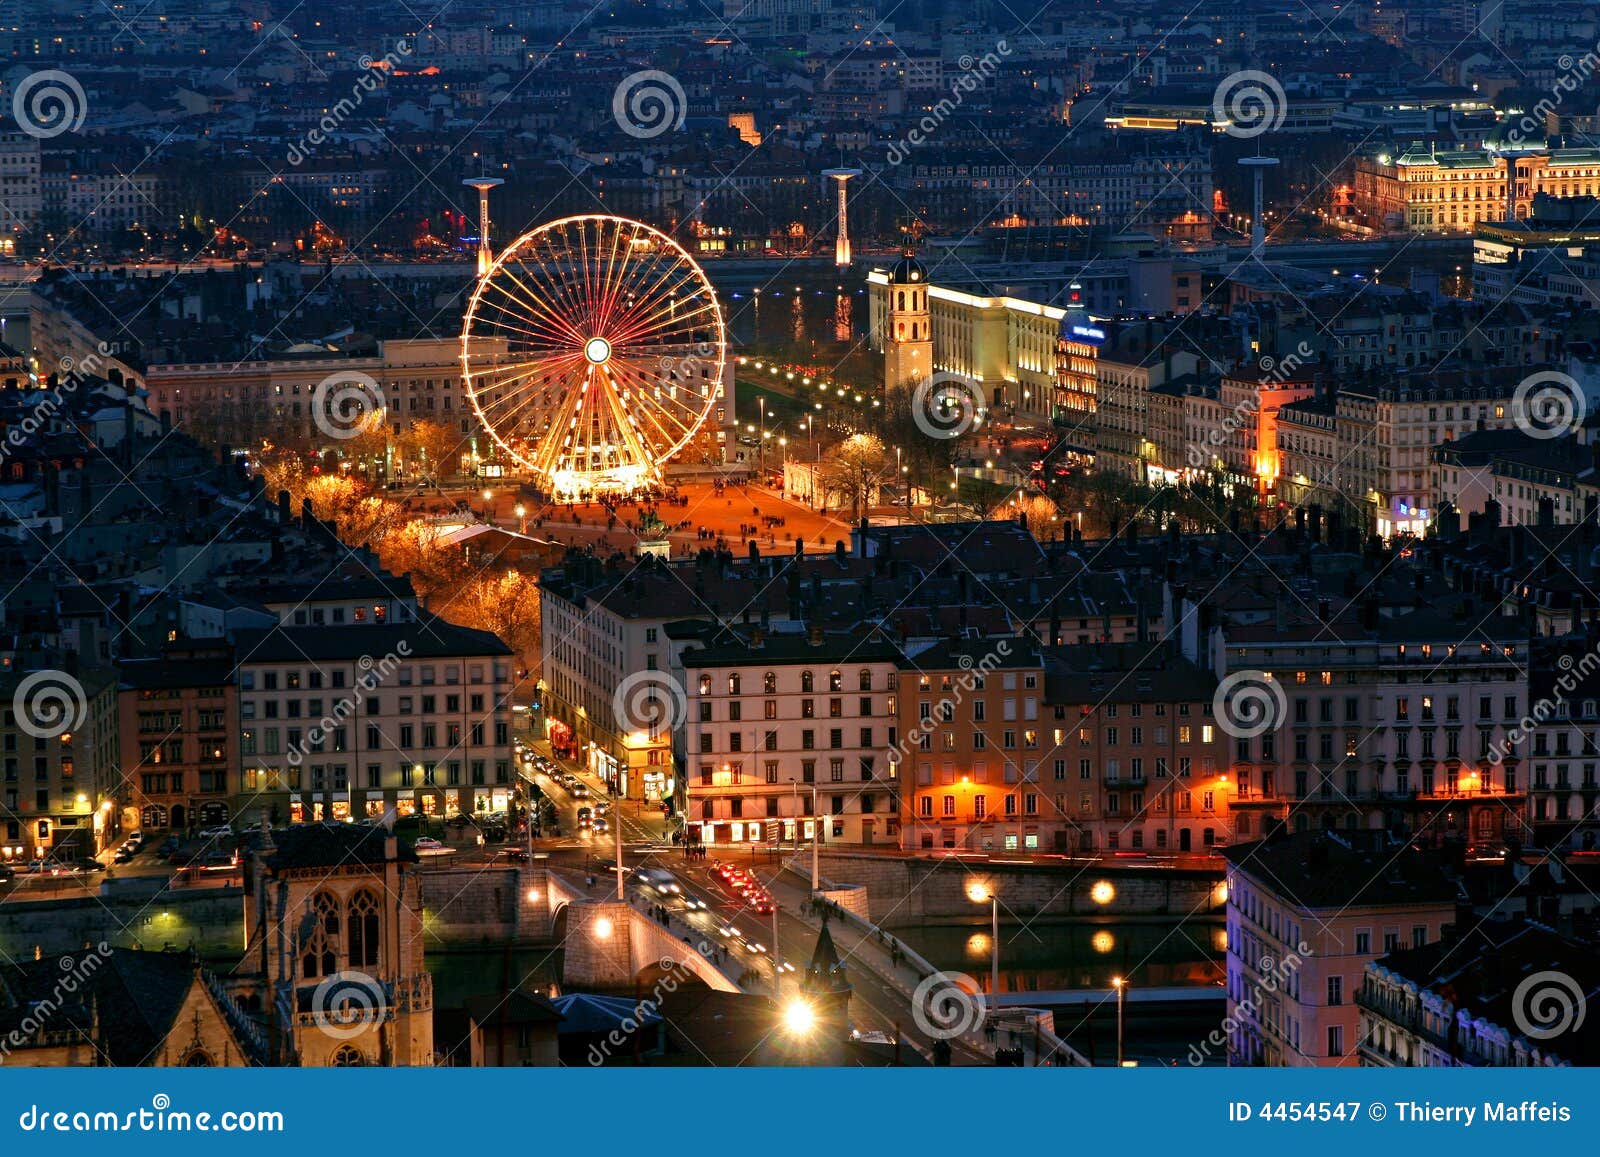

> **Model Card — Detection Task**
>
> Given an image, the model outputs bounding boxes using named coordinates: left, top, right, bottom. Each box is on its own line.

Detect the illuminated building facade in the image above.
left=867, top=269, right=1068, bottom=422
left=1353, top=144, right=1600, bottom=234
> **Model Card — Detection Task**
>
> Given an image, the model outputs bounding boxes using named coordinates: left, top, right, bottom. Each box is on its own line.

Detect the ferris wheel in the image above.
left=460, top=214, right=727, bottom=499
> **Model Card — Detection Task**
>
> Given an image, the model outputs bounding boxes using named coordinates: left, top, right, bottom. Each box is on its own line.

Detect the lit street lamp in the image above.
left=1112, top=975, right=1126, bottom=1066
left=967, top=881, right=1000, bottom=1008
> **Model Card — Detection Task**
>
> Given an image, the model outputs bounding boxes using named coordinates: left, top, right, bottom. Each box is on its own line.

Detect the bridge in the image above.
left=545, top=872, right=740, bottom=993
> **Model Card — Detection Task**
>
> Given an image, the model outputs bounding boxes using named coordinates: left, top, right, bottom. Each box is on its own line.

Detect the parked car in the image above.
left=0, top=864, right=15, bottom=882
left=413, top=837, right=443, bottom=851
left=197, top=825, right=234, bottom=840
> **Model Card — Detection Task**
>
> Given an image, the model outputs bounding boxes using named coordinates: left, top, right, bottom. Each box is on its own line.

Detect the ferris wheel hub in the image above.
left=583, top=337, right=613, bottom=365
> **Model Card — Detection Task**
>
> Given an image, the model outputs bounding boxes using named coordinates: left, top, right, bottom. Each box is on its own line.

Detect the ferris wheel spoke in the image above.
left=608, top=292, right=721, bottom=352
left=487, top=359, right=587, bottom=444
left=494, top=257, right=595, bottom=346
left=550, top=224, right=605, bottom=336
left=605, top=257, right=709, bottom=346
left=607, top=357, right=701, bottom=453
left=591, top=220, right=639, bottom=336
left=475, top=267, right=589, bottom=349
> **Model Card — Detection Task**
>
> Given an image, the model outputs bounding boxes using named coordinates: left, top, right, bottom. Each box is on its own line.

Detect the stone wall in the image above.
left=416, top=864, right=551, bottom=946
left=807, top=851, right=1224, bottom=927
left=0, top=880, right=243, bottom=959
left=561, top=900, right=634, bottom=988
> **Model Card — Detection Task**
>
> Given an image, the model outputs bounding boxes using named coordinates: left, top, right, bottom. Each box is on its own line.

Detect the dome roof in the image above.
left=889, top=256, right=926, bottom=284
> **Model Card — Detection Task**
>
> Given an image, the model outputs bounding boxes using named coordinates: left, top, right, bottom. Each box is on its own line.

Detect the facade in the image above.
left=232, top=619, right=516, bottom=825
left=1353, top=144, right=1600, bottom=234
left=1224, top=832, right=1458, bottom=1066
left=118, top=645, right=238, bottom=833
left=867, top=267, right=1067, bottom=421
left=1358, top=920, right=1599, bottom=1067
left=680, top=628, right=904, bottom=848
left=0, top=659, right=120, bottom=863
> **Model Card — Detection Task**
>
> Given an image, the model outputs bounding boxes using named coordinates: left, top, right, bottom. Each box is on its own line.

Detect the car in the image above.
left=197, top=825, right=234, bottom=840
left=748, top=898, right=774, bottom=915
left=113, top=848, right=135, bottom=864
left=496, top=848, right=531, bottom=863
left=591, top=819, right=608, bottom=834
left=0, top=864, right=14, bottom=882
left=571, top=785, right=590, bottom=799
left=413, top=837, right=444, bottom=851
left=593, top=801, right=611, bottom=816
left=682, top=896, right=707, bottom=911
left=446, top=813, right=474, bottom=828
left=576, top=807, right=592, bottom=821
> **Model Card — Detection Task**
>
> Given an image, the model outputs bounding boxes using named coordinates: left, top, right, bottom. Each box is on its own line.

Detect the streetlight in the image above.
left=967, top=880, right=999, bottom=1007
left=782, top=998, right=816, bottom=1036
left=515, top=503, right=527, bottom=533
left=758, top=396, right=767, bottom=475
left=1112, top=976, right=1126, bottom=1066
left=481, top=488, right=494, bottom=523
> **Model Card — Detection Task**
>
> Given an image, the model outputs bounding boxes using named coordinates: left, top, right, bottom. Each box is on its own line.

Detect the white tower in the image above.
left=1238, top=155, right=1278, bottom=260
left=463, top=177, right=505, bottom=277
left=823, top=168, right=863, bottom=266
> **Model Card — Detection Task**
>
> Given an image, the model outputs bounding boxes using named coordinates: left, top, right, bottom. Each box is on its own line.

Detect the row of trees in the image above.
left=256, top=453, right=542, bottom=672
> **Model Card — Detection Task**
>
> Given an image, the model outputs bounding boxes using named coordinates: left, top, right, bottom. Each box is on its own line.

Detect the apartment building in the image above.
left=232, top=619, right=516, bottom=825
left=0, top=659, right=120, bottom=862
left=118, top=645, right=237, bottom=832
left=680, top=628, right=904, bottom=848
left=1224, top=831, right=1459, bottom=1066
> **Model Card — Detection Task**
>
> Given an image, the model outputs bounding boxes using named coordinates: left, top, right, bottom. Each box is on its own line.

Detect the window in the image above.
left=1327, top=976, right=1342, bottom=1006
left=348, top=890, right=380, bottom=967
left=1327, top=1025, right=1343, bottom=1057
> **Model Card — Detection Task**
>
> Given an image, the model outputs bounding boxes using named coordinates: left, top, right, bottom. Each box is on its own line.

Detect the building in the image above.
left=232, top=618, right=516, bottom=826
left=1353, top=143, right=1600, bottom=234
left=0, top=130, right=41, bottom=246
left=1359, top=919, right=1600, bottom=1067
left=867, top=266, right=1066, bottom=421
left=0, top=658, right=120, bottom=864
left=679, top=627, right=904, bottom=848
left=0, top=823, right=433, bottom=1067
left=1223, top=831, right=1459, bottom=1066
left=118, top=644, right=238, bottom=834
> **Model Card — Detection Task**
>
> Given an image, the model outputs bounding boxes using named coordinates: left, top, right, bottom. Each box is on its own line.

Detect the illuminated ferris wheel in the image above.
left=460, top=214, right=727, bottom=499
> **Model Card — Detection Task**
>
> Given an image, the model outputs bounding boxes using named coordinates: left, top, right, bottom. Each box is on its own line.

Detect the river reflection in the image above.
left=896, top=919, right=1226, bottom=995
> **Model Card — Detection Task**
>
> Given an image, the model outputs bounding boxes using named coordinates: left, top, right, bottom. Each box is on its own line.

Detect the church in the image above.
left=0, top=823, right=433, bottom=1066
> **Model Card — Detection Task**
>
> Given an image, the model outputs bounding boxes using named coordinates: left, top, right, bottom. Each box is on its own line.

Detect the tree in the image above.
left=443, top=569, right=542, bottom=675
left=398, top=419, right=466, bottom=482
left=819, top=432, right=890, bottom=521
